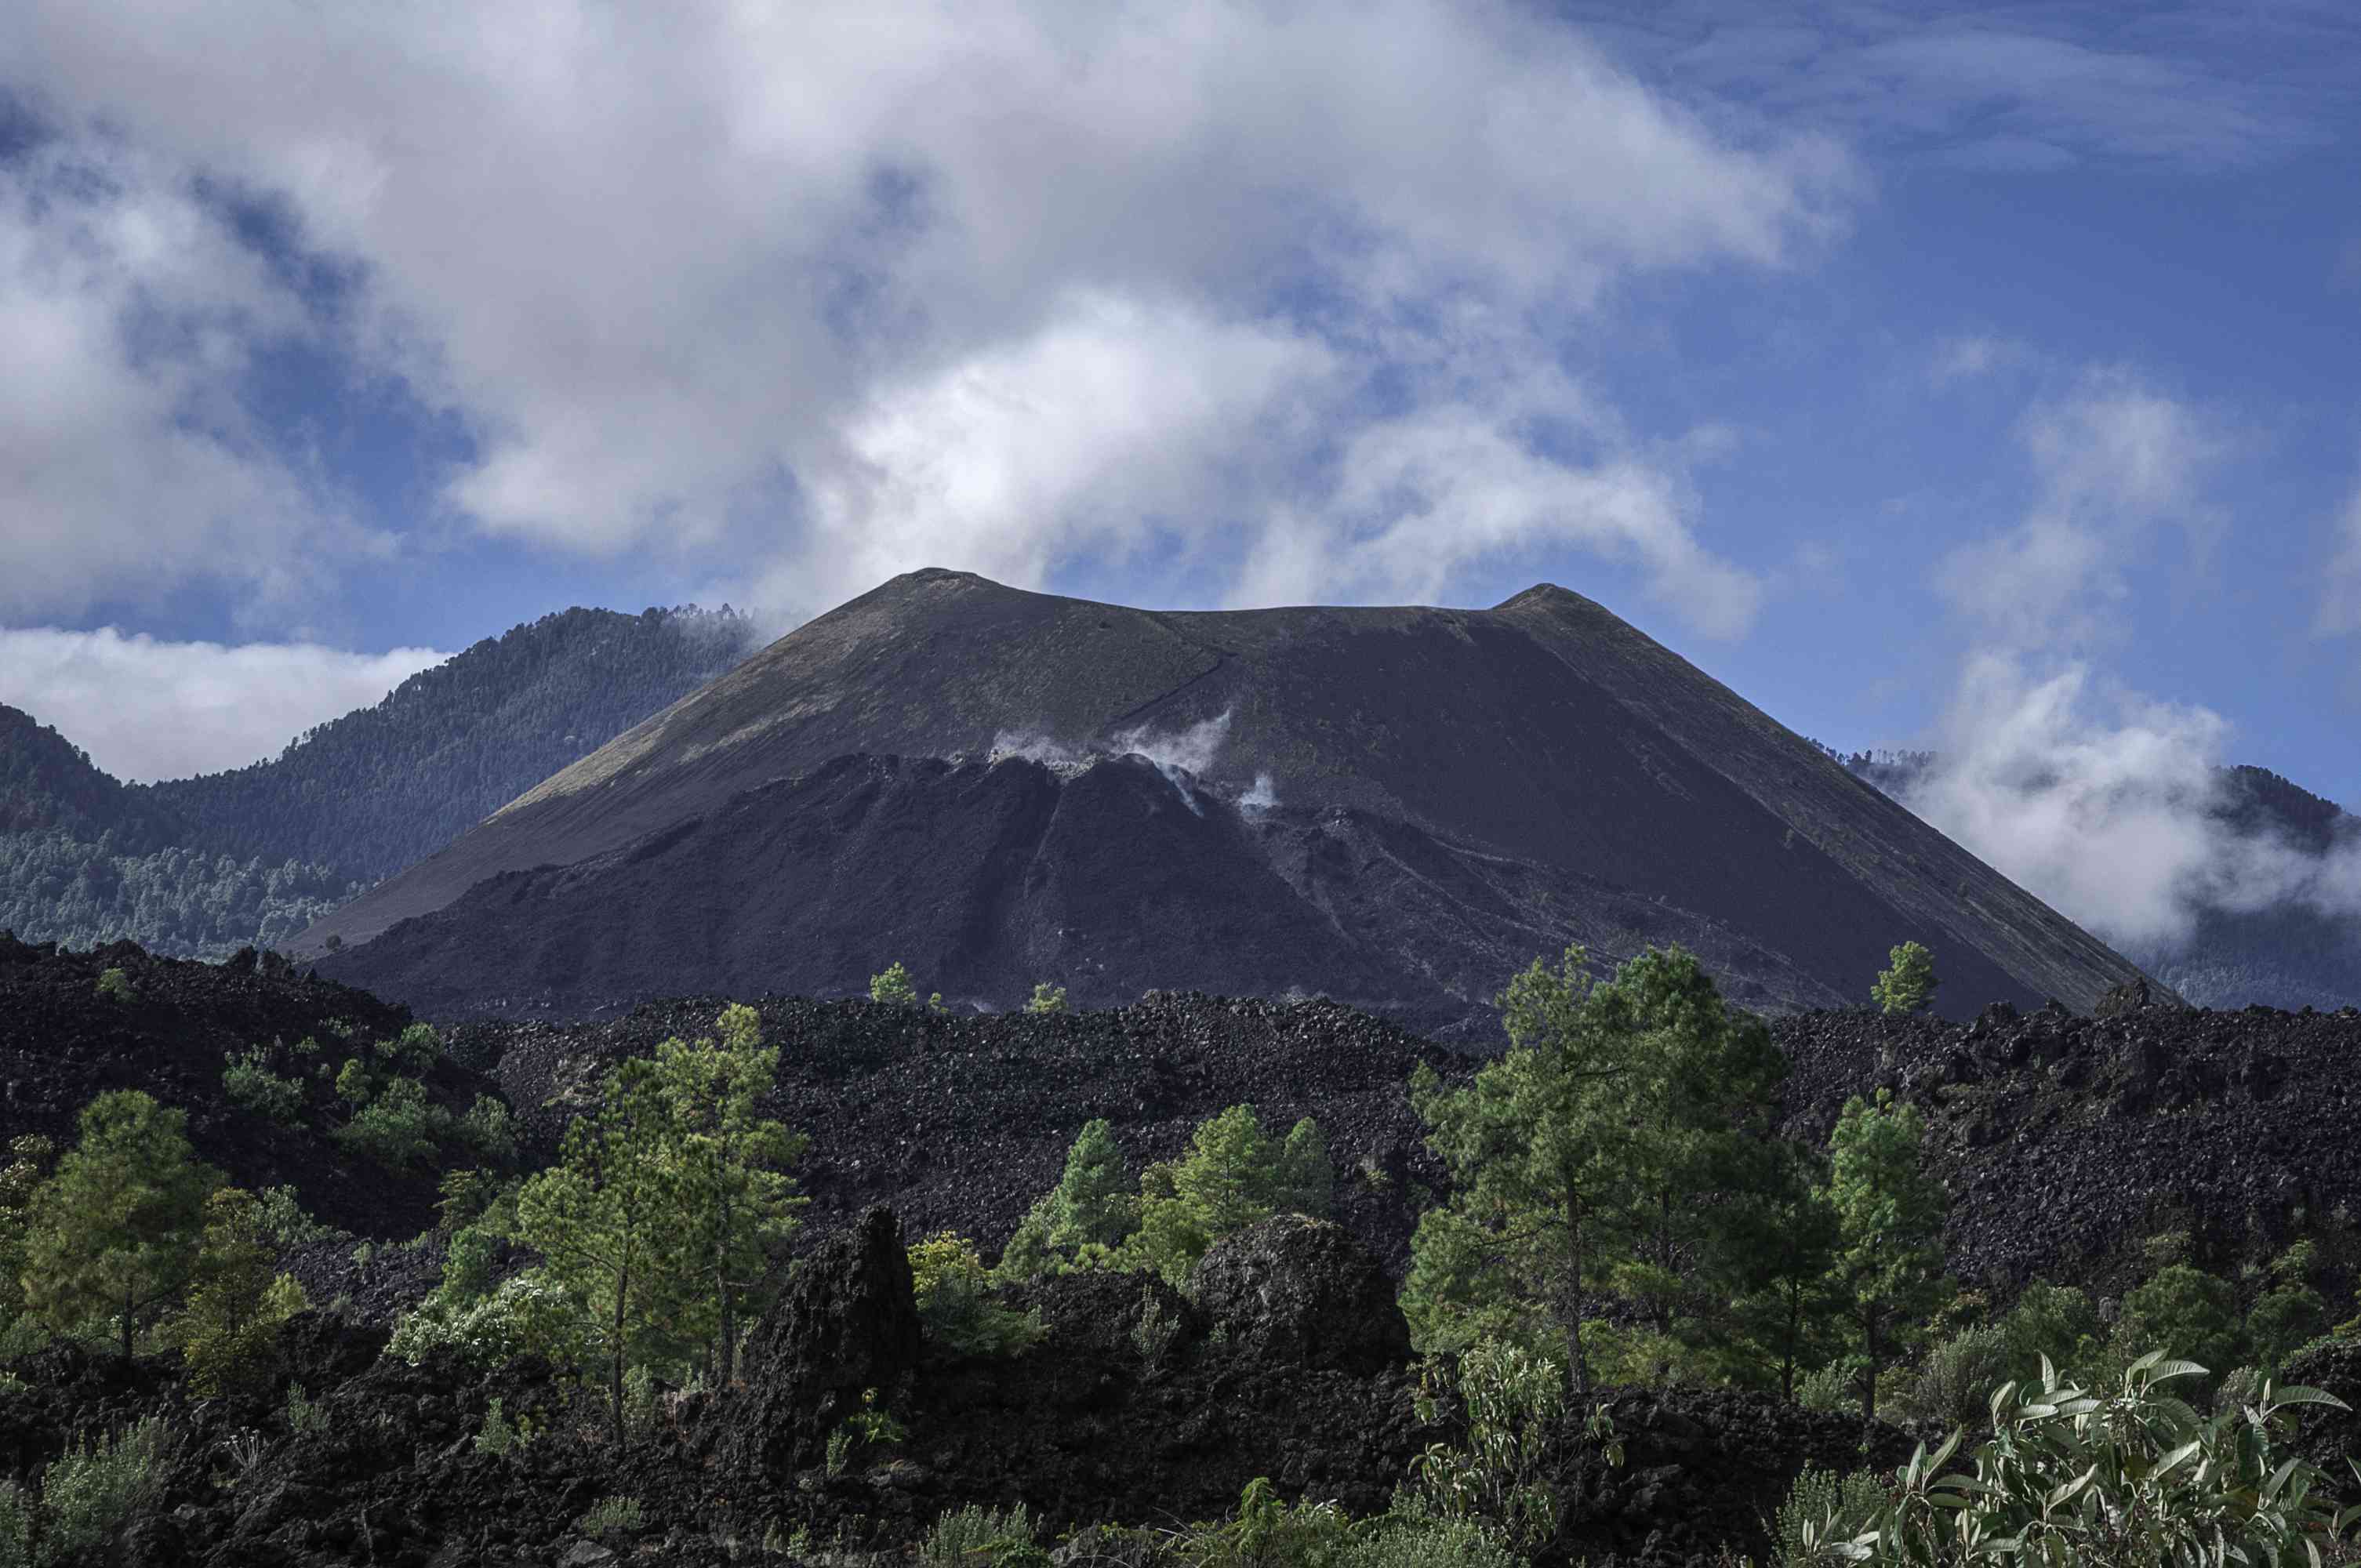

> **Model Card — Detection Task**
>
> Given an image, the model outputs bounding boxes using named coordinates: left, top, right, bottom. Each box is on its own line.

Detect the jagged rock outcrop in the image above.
left=1187, top=1214, right=1411, bottom=1375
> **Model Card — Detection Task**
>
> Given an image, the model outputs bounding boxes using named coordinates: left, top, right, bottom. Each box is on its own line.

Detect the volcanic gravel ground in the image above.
left=0, top=932, right=487, bottom=1238
left=1773, top=996, right=2361, bottom=1295
left=458, top=989, right=1467, bottom=1270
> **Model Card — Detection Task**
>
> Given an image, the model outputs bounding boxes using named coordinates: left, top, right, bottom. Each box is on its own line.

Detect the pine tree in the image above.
left=0, top=1136, right=56, bottom=1342
left=1720, top=1145, right=1843, bottom=1400
left=1871, top=941, right=1940, bottom=1015
left=653, top=1003, right=808, bottom=1385
left=518, top=1058, right=696, bottom=1443
left=869, top=963, right=918, bottom=1007
left=1026, top=982, right=1068, bottom=1014
left=1273, top=1117, right=1332, bottom=1220
left=1404, top=946, right=1632, bottom=1394
left=20, top=1091, right=220, bottom=1360
left=171, top=1188, right=311, bottom=1395
left=1826, top=1089, right=1949, bottom=1425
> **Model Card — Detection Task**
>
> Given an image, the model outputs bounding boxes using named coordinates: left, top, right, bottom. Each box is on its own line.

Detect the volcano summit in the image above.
left=307, top=570, right=2157, bottom=1033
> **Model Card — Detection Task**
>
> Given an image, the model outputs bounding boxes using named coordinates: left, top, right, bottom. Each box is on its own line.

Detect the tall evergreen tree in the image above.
left=653, top=1003, right=807, bottom=1385
left=1871, top=941, right=1940, bottom=1016
left=20, top=1091, right=221, bottom=1360
left=518, top=1058, right=695, bottom=1443
left=1827, top=1089, right=1949, bottom=1425
left=1720, top=1144, right=1843, bottom=1400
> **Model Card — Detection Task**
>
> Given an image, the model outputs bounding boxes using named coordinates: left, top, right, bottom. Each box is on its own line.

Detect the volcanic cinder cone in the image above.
left=307, top=569, right=2161, bottom=1033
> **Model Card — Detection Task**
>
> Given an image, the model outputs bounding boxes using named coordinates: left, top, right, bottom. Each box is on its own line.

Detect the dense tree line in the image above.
left=141, top=606, right=754, bottom=882
left=0, top=833, right=358, bottom=959
left=0, top=606, right=753, bottom=958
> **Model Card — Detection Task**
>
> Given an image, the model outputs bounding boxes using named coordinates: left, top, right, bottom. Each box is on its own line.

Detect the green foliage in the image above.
left=652, top=1002, right=807, bottom=1384
left=168, top=1189, right=310, bottom=1396
left=1869, top=941, right=1938, bottom=1015
left=1403, top=945, right=1786, bottom=1396
left=1341, top=1510, right=1518, bottom=1568
left=1794, top=1353, right=2361, bottom=1565
left=576, top=1495, right=645, bottom=1537
left=474, top=1397, right=543, bottom=1456
left=1171, top=1476, right=1353, bottom=1568
left=1720, top=1145, right=1843, bottom=1400
left=1131, top=1285, right=1183, bottom=1376
left=0, top=1481, right=24, bottom=1568
left=0, top=1138, right=55, bottom=1347
left=1124, top=1105, right=1333, bottom=1284
left=1993, top=1282, right=2101, bottom=1381
left=93, top=967, right=134, bottom=1004
left=2115, top=1262, right=2245, bottom=1385
left=997, top=1119, right=1135, bottom=1283
left=908, top=1232, right=1044, bottom=1358
left=284, top=1381, right=328, bottom=1436
left=20, top=1091, right=221, bottom=1359
left=1403, top=1338, right=1617, bottom=1556
left=221, top=1047, right=304, bottom=1125
left=460, top=1095, right=518, bottom=1166
left=870, top=962, right=920, bottom=1007
left=1274, top=1119, right=1333, bottom=1221
left=13, top=1417, right=173, bottom=1568
left=376, top=1022, right=442, bottom=1074
left=1826, top=1089, right=1949, bottom=1424
left=0, top=837, right=353, bottom=961
left=921, top=1502, right=1038, bottom=1568
left=333, top=1076, right=455, bottom=1171
left=1772, top=1466, right=1888, bottom=1568
left=827, top=1387, right=905, bottom=1476
left=1026, top=982, right=1068, bottom=1014
left=518, top=1057, right=697, bottom=1441
left=1899, top=1323, right=2011, bottom=1429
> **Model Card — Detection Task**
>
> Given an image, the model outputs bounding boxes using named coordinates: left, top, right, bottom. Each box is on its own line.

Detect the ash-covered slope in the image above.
left=311, top=569, right=2159, bottom=1024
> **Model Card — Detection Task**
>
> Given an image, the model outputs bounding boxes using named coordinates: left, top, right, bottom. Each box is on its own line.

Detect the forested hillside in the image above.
left=143, top=605, right=753, bottom=881
left=0, top=605, right=755, bottom=957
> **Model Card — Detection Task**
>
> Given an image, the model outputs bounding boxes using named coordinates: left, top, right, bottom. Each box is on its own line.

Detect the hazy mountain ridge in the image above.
left=0, top=605, right=756, bottom=957
left=1832, top=748, right=2361, bottom=1009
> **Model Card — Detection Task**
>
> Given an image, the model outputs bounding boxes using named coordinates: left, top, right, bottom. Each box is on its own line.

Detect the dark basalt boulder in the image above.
left=717, top=1205, right=923, bottom=1479
left=1188, top=1214, right=1411, bottom=1375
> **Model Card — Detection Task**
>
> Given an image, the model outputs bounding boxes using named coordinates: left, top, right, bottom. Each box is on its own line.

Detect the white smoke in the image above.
left=989, top=708, right=1282, bottom=817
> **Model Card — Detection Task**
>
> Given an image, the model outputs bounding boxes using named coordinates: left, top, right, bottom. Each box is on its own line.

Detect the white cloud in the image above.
left=1897, top=368, right=2361, bottom=954
left=1930, top=335, right=2029, bottom=383
left=2317, top=474, right=2361, bottom=637
left=0, top=139, right=365, bottom=621
left=2, top=0, right=1852, bottom=625
left=0, top=627, right=446, bottom=782
left=1936, top=372, right=2225, bottom=648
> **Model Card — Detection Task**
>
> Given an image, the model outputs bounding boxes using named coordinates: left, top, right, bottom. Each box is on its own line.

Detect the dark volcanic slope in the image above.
left=311, top=569, right=2159, bottom=1023
left=0, top=935, right=489, bottom=1237
left=459, top=989, right=1457, bottom=1269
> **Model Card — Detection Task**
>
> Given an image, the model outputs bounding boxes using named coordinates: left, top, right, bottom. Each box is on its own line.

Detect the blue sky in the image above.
left=1, top=0, right=2356, bottom=953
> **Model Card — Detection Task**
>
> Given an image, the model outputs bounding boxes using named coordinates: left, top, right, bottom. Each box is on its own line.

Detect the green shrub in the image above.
left=1170, top=1477, right=1351, bottom=1568
left=1796, top=1352, right=2360, bottom=1565
left=221, top=1048, right=304, bottom=1125
left=2248, top=1282, right=2330, bottom=1372
left=284, top=1382, right=328, bottom=1436
left=2114, top=1263, right=2245, bottom=1385
left=376, top=1022, right=442, bottom=1074
left=1795, top=1360, right=1859, bottom=1416
left=870, top=962, right=919, bottom=1007
left=474, top=1398, right=541, bottom=1456
left=1342, top=1509, right=1518, bottom=1568
left=1772, top=1466, right=1888, bottom=1568
left=0, top=1482, right=26, bottom=1568
left=1025, top=982, right=1067, bottom=1014
left=1902, top=1323, right=2012, bottom=1428
left=920, top=1501, right=1038, bottom=1567
left=93, top=968, right=133, bottom=1004
left=27, top=1417, right=173, bottom=1566
left=1993, top=1281, right=2101, bottom=1378
left=459, top=1096, right=516, bottom=1166
left=1404, top=1338, right=1578, bottom=1554
left=252, top=1185, right=346, bottom=1249
left=576, top=1495, right=644, bottom=1537
left=388, top=1271, right=580, bottom=1367
left=909, top=1232, right=1044, bottom=1358
left=334, top=1077, right=454, bottom=1171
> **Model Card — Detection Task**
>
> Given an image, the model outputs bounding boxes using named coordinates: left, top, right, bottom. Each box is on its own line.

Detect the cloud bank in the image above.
left=1895, top=371, right=2361, bottom=951
left=0, top=627, right=447, bottom=782
left=1, top=0, right=1854, bottom=633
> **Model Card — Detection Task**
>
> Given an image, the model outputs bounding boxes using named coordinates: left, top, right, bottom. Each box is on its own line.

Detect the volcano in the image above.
left=309, top=569, right=2159, bottom=1033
